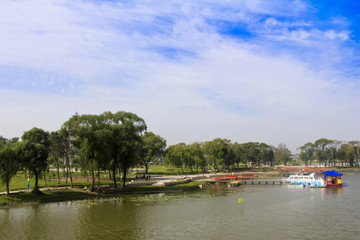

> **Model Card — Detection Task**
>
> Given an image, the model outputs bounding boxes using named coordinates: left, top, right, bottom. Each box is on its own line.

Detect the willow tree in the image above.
left=314, top=138, right=333, bottom=167
left=274, top=143, right=292, bottom=166
left=298, top=142, right=315, bottom=167
left=66, top=114, right=107, bottom=190
left=64, top=111, right=147, bottom=189
left=164, top=143, right=187, bottom=173
left=203, top=138, right=230, bottom=171
left=18, top=141, right=48, bottom=193
left=140, top=131, right=166, bottom=174
left=18, top=128, right=49, bottom=193
left=188, top=142, right=206, bottom=172
left=110, top=112, right=147, bottom=188
left=0, top=143, right=20, bottom=195
left=98, top=111, right=147, bottom=188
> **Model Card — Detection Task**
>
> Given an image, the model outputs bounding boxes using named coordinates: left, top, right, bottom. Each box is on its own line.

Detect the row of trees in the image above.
left=298, top=138, right=360, bottom=168
left=164, top=139, right=292, bottom=172
left=0, top=111, right=166, bottom=194
left=1, top=111, right=359, bottom=195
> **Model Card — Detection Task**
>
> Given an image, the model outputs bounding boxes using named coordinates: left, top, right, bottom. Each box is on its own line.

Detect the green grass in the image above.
left=0, top=172, right=117, bottom=193
left=147, top=165, right=208, bottom=175
left=0, top=189, right=94, bottom=206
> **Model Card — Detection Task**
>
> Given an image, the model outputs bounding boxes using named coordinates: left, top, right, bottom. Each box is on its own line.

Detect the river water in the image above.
left=1, top=172, right=360, bottom=240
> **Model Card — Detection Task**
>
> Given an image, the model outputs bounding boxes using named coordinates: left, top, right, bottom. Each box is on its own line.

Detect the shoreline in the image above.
left=0, top=181, right=205, bottom=208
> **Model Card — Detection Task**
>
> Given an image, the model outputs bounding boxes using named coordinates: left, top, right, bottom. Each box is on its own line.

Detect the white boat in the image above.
left=283, top=173, right=326, bottom=188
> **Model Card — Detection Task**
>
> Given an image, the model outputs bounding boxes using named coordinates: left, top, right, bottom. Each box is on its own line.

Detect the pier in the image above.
left=239, top=180, right=282, bottom=185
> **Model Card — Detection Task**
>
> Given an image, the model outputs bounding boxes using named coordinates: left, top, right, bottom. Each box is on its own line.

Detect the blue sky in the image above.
left=1, top=0, right=360, bottom=152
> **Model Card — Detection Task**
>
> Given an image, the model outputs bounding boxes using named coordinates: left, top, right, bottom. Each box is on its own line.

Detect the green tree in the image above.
left=231, top=142, right=246, bottom=167
left=298, top=142, right=315, bottom=167
left=348, top=141, right=360, bottom=167
left=241, top=142, right=261, bottom=167
left=69, top=114, right=106, bottom=190
left=337, top=143, right=350, bottom=168
left=164, top=143, right=186, bottom=173
left=0, top=142, right=20, bottom=195
left=188, top=142, right=206, bottom=172
left=22, top=127, right=50, bottom=148
left=274, top=143, right=292, bottom=166
left=327, top=140, right=341, bottom=167
left=0, top=136, right=7, bottom=147
left=141, top=132, right=166, bottom=174
left=259, top=143, right=274, bottom=167
left=49, top=131, right=63, bottom=184
left=18, top=141, right=48, bottom=193
left=22, top=127, right=50, bottom=185
left=203, top=138, right=230, bottom=171
left=314, top=138, right=333, bottom=167
left=100, top=111, right=147, bottom=188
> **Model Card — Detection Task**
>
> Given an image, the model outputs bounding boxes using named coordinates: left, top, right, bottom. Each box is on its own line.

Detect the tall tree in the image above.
left=18, top=141, right=48, bottom=193
left=314, top=138, right=333, bottom=167
left=100, top=111, right=147, bottom=188
left=141, top=132, right=166, bottom=174
left=232, top=142, right=246, bottom=167
left=348, top=141, right=360, bottom=167
left=274, top=143, right=292, bottom=166
left=49, top=131, right=63, bottom=184
left=241, top=142, right=261, bottom=167
left=0, top=142, right=20, bottom=195
left=22, top=127, right=50, bottom=185
left=327, top=140, right=342, bottom=167
left=298, top=142, right=315, bottom=167
left=20, top=128, right=49, bottom=193
left=203, top=138, right=230, bottom=171
left=259, top=143, right=274, bottom=167
left=188, top=142, right=206, bottom=172
left=164, top=143, right=186, bottom=173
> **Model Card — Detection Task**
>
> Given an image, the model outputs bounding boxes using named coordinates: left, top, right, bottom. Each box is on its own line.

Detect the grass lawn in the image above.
left=147, top=165, right=207, bottom=175
left=0, top=172, right=116, bottom=193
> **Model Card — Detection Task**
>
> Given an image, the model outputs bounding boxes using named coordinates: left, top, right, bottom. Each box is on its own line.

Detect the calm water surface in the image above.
left=1, top=172, right=360, bottom=240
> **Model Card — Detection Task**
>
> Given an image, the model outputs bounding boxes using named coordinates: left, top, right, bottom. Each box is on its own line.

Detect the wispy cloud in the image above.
left=1, top=0, right=359, bottom=151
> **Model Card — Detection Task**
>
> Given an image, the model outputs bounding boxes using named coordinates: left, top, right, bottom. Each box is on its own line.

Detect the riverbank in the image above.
left=0, top=181, right=206, bottom=208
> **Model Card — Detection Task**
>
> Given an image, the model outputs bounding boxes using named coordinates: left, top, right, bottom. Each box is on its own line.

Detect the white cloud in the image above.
left=0, top=0, right=359, bottom=152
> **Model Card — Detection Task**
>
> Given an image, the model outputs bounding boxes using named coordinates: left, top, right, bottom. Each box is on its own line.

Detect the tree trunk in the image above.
left=122, top=168, right=127, bottom=188
left=145, top=164, right=148, bottom=174
left=91, top=170, right=95, bottom=191
left=112, top=167, right=117, bottom=188
left=64, top=164, right=68, bottom=185
left=44, top=169, right=47, bottom=185
left=68, top=164, right=73, bottom=188
left=6, top=180, right=10, bottom=195
left=113, top=156, right=118, bottom=188
left=97, top=168, right=100, bottom=188
left=34, top=169, right=39, bottom=191
left=57, top=162, right=60, bottom=184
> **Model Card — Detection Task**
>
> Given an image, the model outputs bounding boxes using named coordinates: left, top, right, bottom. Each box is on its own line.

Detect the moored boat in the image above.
left=283, top=173, right=326, bottom=188
left=324, top=170, right=343, bottom=188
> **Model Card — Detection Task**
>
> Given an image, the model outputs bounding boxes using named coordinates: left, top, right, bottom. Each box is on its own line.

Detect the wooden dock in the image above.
left=239, top=180, right=282, bottom=185
left=206, top=179, right=283, bottom=185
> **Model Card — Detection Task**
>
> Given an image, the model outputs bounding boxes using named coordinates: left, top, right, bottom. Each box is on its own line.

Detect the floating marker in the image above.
left=237, top=198, right=244, bottom=203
